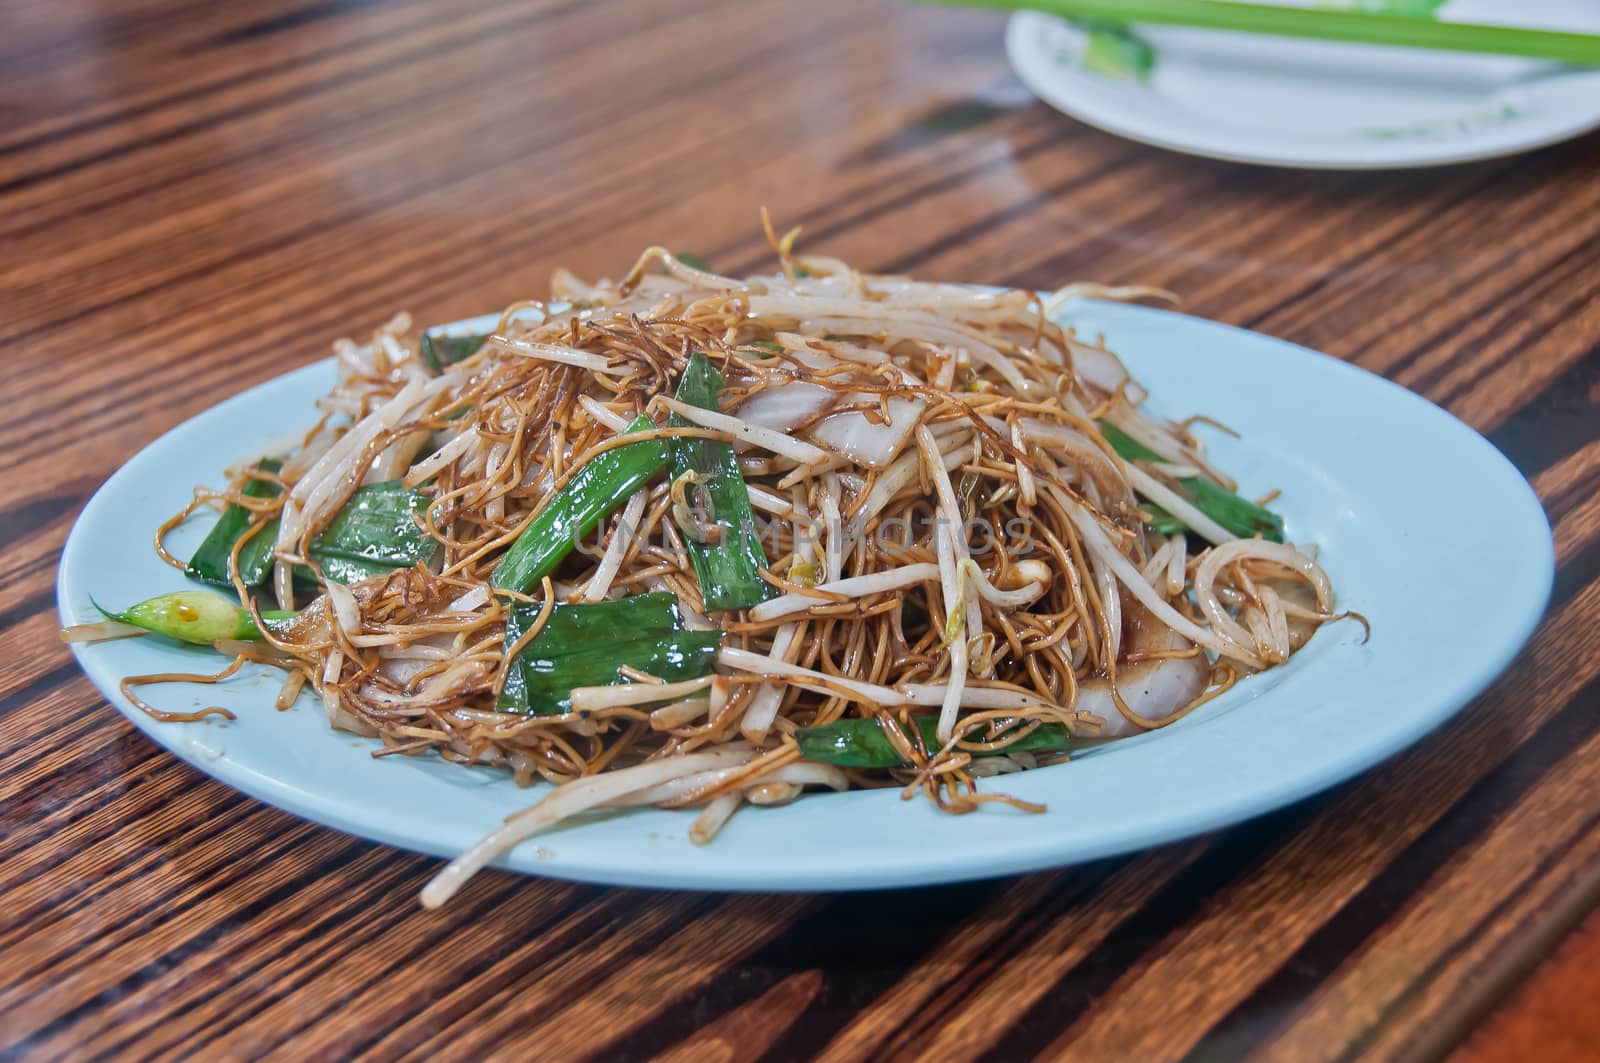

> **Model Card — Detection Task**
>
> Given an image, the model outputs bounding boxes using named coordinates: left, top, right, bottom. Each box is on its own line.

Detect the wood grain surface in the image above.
left=4, top=0, right=1597, bottom=1059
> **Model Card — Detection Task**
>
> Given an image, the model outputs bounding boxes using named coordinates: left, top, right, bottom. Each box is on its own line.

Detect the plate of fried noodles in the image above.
left=58, top=223, right=1552, bottom=903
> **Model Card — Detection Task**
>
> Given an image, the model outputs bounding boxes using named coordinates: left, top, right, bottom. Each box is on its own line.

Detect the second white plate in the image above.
left=1005, top=2, right=1600, bottom=169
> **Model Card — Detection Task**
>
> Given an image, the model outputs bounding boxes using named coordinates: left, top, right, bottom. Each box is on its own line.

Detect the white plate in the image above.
left=58, top=302, right=1552, bottom=891
left=1005, top=2, right=1600, bottom=169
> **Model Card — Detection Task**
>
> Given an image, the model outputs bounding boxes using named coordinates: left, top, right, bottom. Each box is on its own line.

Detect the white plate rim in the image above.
left=1004, top=12, right=1600, bottom=170
left=57, top=301, right=1554, bottom=891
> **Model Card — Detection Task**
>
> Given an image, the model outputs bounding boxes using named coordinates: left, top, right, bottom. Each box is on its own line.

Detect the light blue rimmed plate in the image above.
left=57, top=302, right=1552, bottom=891
left=1006, top=1, right=1600, bottom=169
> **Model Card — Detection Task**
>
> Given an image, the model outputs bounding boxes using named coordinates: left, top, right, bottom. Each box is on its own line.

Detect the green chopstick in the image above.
left=910, top=0, right=1600, bottom=65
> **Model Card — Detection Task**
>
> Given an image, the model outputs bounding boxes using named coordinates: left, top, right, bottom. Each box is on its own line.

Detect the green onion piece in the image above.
left=499, top=592, right=687, bottom=712
left=419, top=331, right=488, bottom=375
left=796, top=715, right=1071, bottom=768
left=1079, top=20, right=1156, bottom=81
left=531, top=591, right=686, bottom=647
left=497, top=593, right=718, bottom=714
left=1097, top=420, right=1163, bottom=463
left=748, top=340, right=785, bottom=356
left=190, top=475, right=438, bottom=591
left=516, top=631, right=722, bottom=715
left=490, top=415, right=670, bottom=594
left=186, top=459, right=283, bottom=588
left=1098, top=420, right=1284, bottom=542
left=1178, top=477, right=1283, bottom=542
left=669, top=353, right=772, bottom=612
left=673, top=252, right=711, bottom=272
left=99, top=591, right=295, bottom=645
left=1140, top=504, right=1188, bottom=539
left=307, top=480, right=441, bottom=584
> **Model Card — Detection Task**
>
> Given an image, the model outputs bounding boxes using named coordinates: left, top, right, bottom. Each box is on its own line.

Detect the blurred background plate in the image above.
left=1005, top=1, right=1600, bottom=168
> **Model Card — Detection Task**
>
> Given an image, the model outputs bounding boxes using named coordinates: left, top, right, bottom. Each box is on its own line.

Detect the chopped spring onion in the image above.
left=187, top=459, right=283, bottom=588
left=309, top=480, right=441, bottom=584
left=188, top=479, right=438, bottom=590
left=491, top=416, right=670, bottom=594
left=100, top=591, right=294, bottom=645
left=1098, top=420, right=1284, bottom=542
left=420, top=331, right=488, bottom=375
left=498, top=592, right=721, bottom=715
left=796, top=715, right=1070, bottom=768
left=669, top=353, right=773, bottom=612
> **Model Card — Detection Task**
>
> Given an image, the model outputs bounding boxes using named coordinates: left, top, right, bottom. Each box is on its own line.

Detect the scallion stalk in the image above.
left=669, top=353, right=773, bottom=611
left=188, top=478, right=438, bottom=590
left=307, top=480, right=440, bottom=584
left=186, top=459, right=283, bottom=588
left=498, top=593, right=720, bottom=714
left=420, top=331, right=488, bottom=374
left=490, top=416, right=670, bottom=594
left=797, top=715, right=1071, bottom=768
left=99, top=591, right=294, bottom=645
left=1098, top=420, right=1284, bottom=542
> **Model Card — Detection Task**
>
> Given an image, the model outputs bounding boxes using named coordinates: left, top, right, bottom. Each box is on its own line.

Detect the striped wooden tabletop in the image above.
left=5, top=0, right=1597, bottom=1059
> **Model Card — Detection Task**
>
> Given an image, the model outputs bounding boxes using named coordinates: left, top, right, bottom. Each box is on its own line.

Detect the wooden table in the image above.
left=5, top=1, right=1597, bottom=1058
